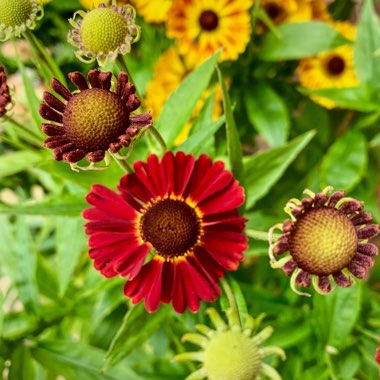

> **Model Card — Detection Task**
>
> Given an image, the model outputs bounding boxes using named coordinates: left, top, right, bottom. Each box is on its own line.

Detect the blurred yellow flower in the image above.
left=79, top=0, right=128, bottom=9
left=145, top=46, right=222, bottom=145
left=131, top=0, right=172, bottom=23
left=166, top=0, right=253, bottom=63
left=297, top=22, right=358, bottom=109
left=256, top=0, right=331, bottom=33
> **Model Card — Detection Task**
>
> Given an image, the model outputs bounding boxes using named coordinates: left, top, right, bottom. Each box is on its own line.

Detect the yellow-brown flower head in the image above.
left=0, top=65, right=12, bottom=117
left=269, top=187, right=379, bottom=296
left=0, top=0, right=43, bottom=41
left=175, top=308, right=285, bottom=380
left=39, top=69, right=152, bottom=170
left=68, top=2, right=140, bottom=66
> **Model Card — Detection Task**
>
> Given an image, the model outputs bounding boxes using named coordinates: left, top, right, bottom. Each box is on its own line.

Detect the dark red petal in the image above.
left=68, top=71, right=89, bottom=91
left=116, top=72, right=128, bottom=96
left=356, top=224, right=379, bottom=239
left=282, top=219, right=293, bottom=233
left=282, top=260, right=297, bottom=276
left=43, top=92, right=66, bottom=113
left=98, top=71, right=112, bottom=90
left=301, top=197, right=314, bottom=210
left=84, top=217, right=136, bottom=233
left=119, top=171, right=154, bottom=206
left=85, top=184, right=138, bottom=220
left=318, top=276, right=331, bottom=292
left=88, top=69, right=101, bottom=88
left=114, top=244, right=150, bottom=279
left=39, top=104, right=63, bottom=123
left=197, top=181, right=245, bottom=216
left=338, top=200, right=363, bottom=214
left=313, top=193, right=328, bottom=207
left=41, top=123, right=65, bottom=136
left=354, top=252, right=375, bottom=269
left=129, top=113, right=152, bottom=128
left=161, top=261, right=176, bottom=304
left=348, top=260, right=368, bottom=279
left=62, top=149, right=86, bottom=163
left=143, top=154, right=170, bottom=197
left=357, top=243, right=378, bottom=257
left=295, top=270, right=311, bottom=287
left=328, top=190, right=345, bottom=207
left=53, top=143, right=75, bottom=161
left=194, top=246, right=225, bottom=280
left=44, top=136, right=70, bottom=149
left=350, top=212, right=373, bottom=226
left=167, top=151, right=195, bottom=197
left=51, top=78, right=72, bottom=101
left=89, top=231, right=137, bottom=248
left=183, top=154, right=212, bottom=199
left=87, top=150, right=105, bottom=163
left=171, top=266, right=187, bottom=314
left=332, top=271, right=352, bottom=287
left=132, top=160, right=165, bottom=198
left=375, top=347, right=380, bottom=365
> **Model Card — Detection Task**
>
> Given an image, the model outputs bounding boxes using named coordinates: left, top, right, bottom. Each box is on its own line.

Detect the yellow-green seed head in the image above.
left=80, top=8, right=129, bottom=54
left=0, top=0, right=33, bottom=27
left=289, top=207, right=358, bottom=275
left=204, top=330, right=262, bottom=380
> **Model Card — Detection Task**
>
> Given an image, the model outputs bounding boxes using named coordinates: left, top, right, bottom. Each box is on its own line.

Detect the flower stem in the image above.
left=110, top=153, right=134, bottom=173
left=246, top=229, right=279, bottom=241
left=220, top=277, right=242, bottom=327
left=149, top=125, right=167, bottom=154
left=3, top=115, right=42, bottom=145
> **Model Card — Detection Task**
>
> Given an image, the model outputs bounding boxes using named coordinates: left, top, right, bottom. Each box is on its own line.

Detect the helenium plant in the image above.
left=0, top=0, right=379, bottom=379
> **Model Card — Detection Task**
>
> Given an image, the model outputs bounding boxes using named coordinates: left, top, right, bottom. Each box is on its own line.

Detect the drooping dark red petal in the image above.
left=44, top=136, right=70, bottom=149
left=350, top=212, right=373, bottom=226
left=39, top=104, right=64, bottom=123
left=98, top=71, right=112, bottom=90
left=328, top=190, right=345, bottom=207
left=338, top=200, right=363, bottom=214
left=313, top=193, right=328, bottom=207
left=348, top=260, right=367, bottom=279
left=43, top=92, right=66, bottom=113
left=129, top=113, right=152, bottom=128
left=68, top=71, right=89, bottom=91
left=354, top=252, right=375, bottom=269
left=356, top=225, right=379, bottom=239
left=87, top=150, right=105, bottom=163
left=282, top=219, right=293, bottom=233
left=295, top=270, right=311, bottom=287
left=88, top=69, right=101, bottom=88
left=332, top=271, right=352, bottom=287
left=282, top=260, right=297, bottom=276
left=357, top=243, right=378, bottom=257
left=41, top=123, right=65, bottom=136
left=53, top=143, right=75, bottom=161
left=116, top=72, right=128, bottom=96
left=301, top=197, right=314, bottom=210
left=51, top=78, right=72, bottom=101
left=318, top=276, right=331, bottom=293
left=62, top=149, right=86, bottom=162
left=194, top=246, right=225, bottom=281
left=161, top=261, right=176, bottom=304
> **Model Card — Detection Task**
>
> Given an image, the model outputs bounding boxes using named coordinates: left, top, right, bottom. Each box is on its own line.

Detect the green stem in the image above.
left=324, top=351, right=339, bottom=380
left=111, top=153, right=133, bottom=173
left=246, top=229, right=279, bottom=241
left=3, top=116, right=42, bottom=145
left=149, top=125, right=167, bottom=154
left=356, top=326, right=380, bottom=344
left=220, top=277, right=241, bottom=327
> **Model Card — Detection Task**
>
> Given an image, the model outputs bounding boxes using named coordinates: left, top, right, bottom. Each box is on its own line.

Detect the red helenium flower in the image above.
left=376, top=347, right=380, bottom=365
left=83, top=151, right=247, bottom=313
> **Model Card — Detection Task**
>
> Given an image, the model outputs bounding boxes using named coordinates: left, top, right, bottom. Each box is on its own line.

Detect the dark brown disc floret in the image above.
left=0, top=65, right=12, bottom=117
left=39, top=69, right=152, bottom=167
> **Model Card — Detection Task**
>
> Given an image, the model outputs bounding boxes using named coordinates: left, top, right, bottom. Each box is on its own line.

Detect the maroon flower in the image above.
left=39, top=69, right=152, bottom=169
left=83, top=151, right=247, bottom=313
left=0, top=65, right=11, bottom=117
left=269, top=187, right=379, bottom=296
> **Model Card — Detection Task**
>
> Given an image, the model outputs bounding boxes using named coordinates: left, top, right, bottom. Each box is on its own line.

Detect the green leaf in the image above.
left=104, top=303, right=170, bottom=370
left=259, top=22, right=349, bottom=61
left=32, top=340, right=143, bottom=380
left=244, top=130, right=316, bottom=209
left=0, top=151, right=43, bottom=179
left=176, top=115, right=225, bottom=156
left=354, top=0, right=380, bottom=88
left=245, top=82, right=289, bottom=147
left=320, top=130, right=367, bottom=191
left=313, top=285, right=361, bottom=349
left=157, top=50, right=221, bottom=148
left=9, top=345, right=36, bottom=380
left=0, top=195, right=87, bottom=216
left=0, top=216, right=40, bottom=315
left=216, top=65, right=244, bottom=183
left=56, top=217, right=86, bottom=297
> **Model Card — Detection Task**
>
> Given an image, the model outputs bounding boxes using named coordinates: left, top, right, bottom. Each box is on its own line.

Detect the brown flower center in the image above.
left=326, top=55, right=345, bottom=76
left=63, top=88, right=129, bottom=152
left=199, top=10, right=219, bottom=31
left=265, top=2, right=286, bottom=23
left=289, top=207, right=358, bottom=275
left=140, top=199, right=201, bottom=257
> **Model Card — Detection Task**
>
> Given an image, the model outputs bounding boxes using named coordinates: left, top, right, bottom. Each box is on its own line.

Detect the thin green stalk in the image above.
left=324, top=350, right=339, bottom=380
left=220, top=277, right=242, bottom=327
left=3, top=116, right=42, bottom=145
left=111, top=153, right=134, bottom=173
left=246, top=229, right=279, bottom=241
left=149, top=125, right=167, bottom=154
left=356, top=326, right=380, bottom=344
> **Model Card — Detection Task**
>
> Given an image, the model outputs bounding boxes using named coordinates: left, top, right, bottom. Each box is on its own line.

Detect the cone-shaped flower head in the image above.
left=83, top=151, right=248, bottom=313
left=175, top=308, right=286, bottom=380
left=269, top=187, right=379, bottom=296
left=68, top=2, right=140, bottom=66
left=0, top=0, right=43, bottom=41
left=0, top=65, right=12, bottom=116
left=39, top=69, right=152, bottom=171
